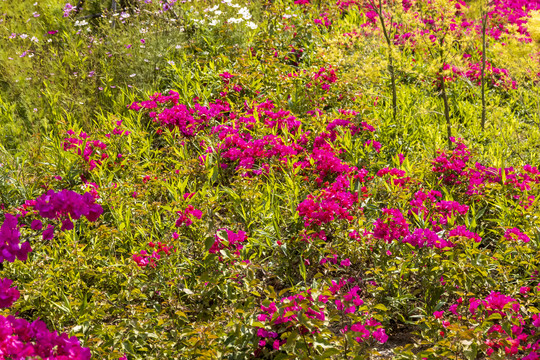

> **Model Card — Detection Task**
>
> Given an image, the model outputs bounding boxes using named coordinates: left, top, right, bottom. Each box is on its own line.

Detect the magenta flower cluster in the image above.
left=432, top=139, right=540, bottom=198
left=255, top=279, right=387, bottom=355
left=63, top=131, right=108, bottom=171
left=504, top=228, right=531, bottom=243
left=132, top=241, right=174, bottom=268
left=372, top=208, right=410, bottom=243
left=354, top=0, right=540, bottom=90
left=371, top=186, right=481, bottom=249
left=129, top=90, right=230, bottom=137
left=297, top=174, right=360, bottom=228
left=208, top=229, right=247, bottom=257
left=33, top=189, right=103, bottom=237
left=0, top=314, right=91, bottom=360
left=432, top=290, right=540, bottom=358
left=63, top=123, right=130, bottom=171
left=0, top=278, right=20, bottom=309
left=0, top=214, right=32, bottom=263
left=0, top=188, right=101, bottom=359
left=175, top=205, right=202, bottom=227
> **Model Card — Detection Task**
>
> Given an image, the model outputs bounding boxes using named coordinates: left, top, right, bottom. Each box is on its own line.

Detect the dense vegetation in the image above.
left=1, top=0, right=540, bottom=358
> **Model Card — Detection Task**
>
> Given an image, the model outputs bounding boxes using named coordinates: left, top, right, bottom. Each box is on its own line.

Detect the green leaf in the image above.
left=204, top=236, right=215, bottom=252
left=487, top=313, right=502, bottom=321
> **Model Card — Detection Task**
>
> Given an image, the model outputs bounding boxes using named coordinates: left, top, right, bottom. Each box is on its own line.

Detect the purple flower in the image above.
left=0, top=278, right=20, bottom=308
left=30, top=219, right=42, bottom=231
left=42, top=224, right=54, bottom=240
left=504, top=228, right=530, bottom=243
left=0, top=214, right=32, bottom=263
left=63, top=3, right=74, bottom=17
left=0, top=314, right=91, bottom=359
left=372, top=328, right=388, bottom=343
left=340, top=258, right=351, bottom=267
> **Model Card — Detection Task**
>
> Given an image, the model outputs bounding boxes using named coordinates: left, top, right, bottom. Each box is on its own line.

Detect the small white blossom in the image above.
left=238, top=7, right=251, bottom=20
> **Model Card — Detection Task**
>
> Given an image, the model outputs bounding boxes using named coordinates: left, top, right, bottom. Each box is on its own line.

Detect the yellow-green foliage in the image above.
left=527, top=10, right=540, bottom=43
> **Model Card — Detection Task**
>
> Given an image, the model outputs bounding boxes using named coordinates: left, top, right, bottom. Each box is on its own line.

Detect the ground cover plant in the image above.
left=1, top=0, right=540, bottom=358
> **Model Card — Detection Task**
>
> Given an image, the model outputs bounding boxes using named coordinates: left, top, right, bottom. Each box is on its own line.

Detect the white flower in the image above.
left=74, top=20, right=88, bottom=26
left=130, top=73, right=136, bottom=77
left=214, top=10, right=222, bottom=15
left=246, top=21, right=257, bottom=29
left=283, top=14, right=292, bottom=19
left=228, top=17, right=243, bottom=24
left=20, top=34, right=28, bottom=39
left=31, top=36, right=38, bottom=42
left=209, top=19, right=218, bottom=26
left=239, top=7, right=250, bottom=17
left=168, top=60, right=175, bottom=66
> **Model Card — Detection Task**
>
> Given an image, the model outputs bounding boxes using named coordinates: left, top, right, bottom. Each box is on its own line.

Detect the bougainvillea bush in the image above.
left=1, top=0, right=540, bottom=358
